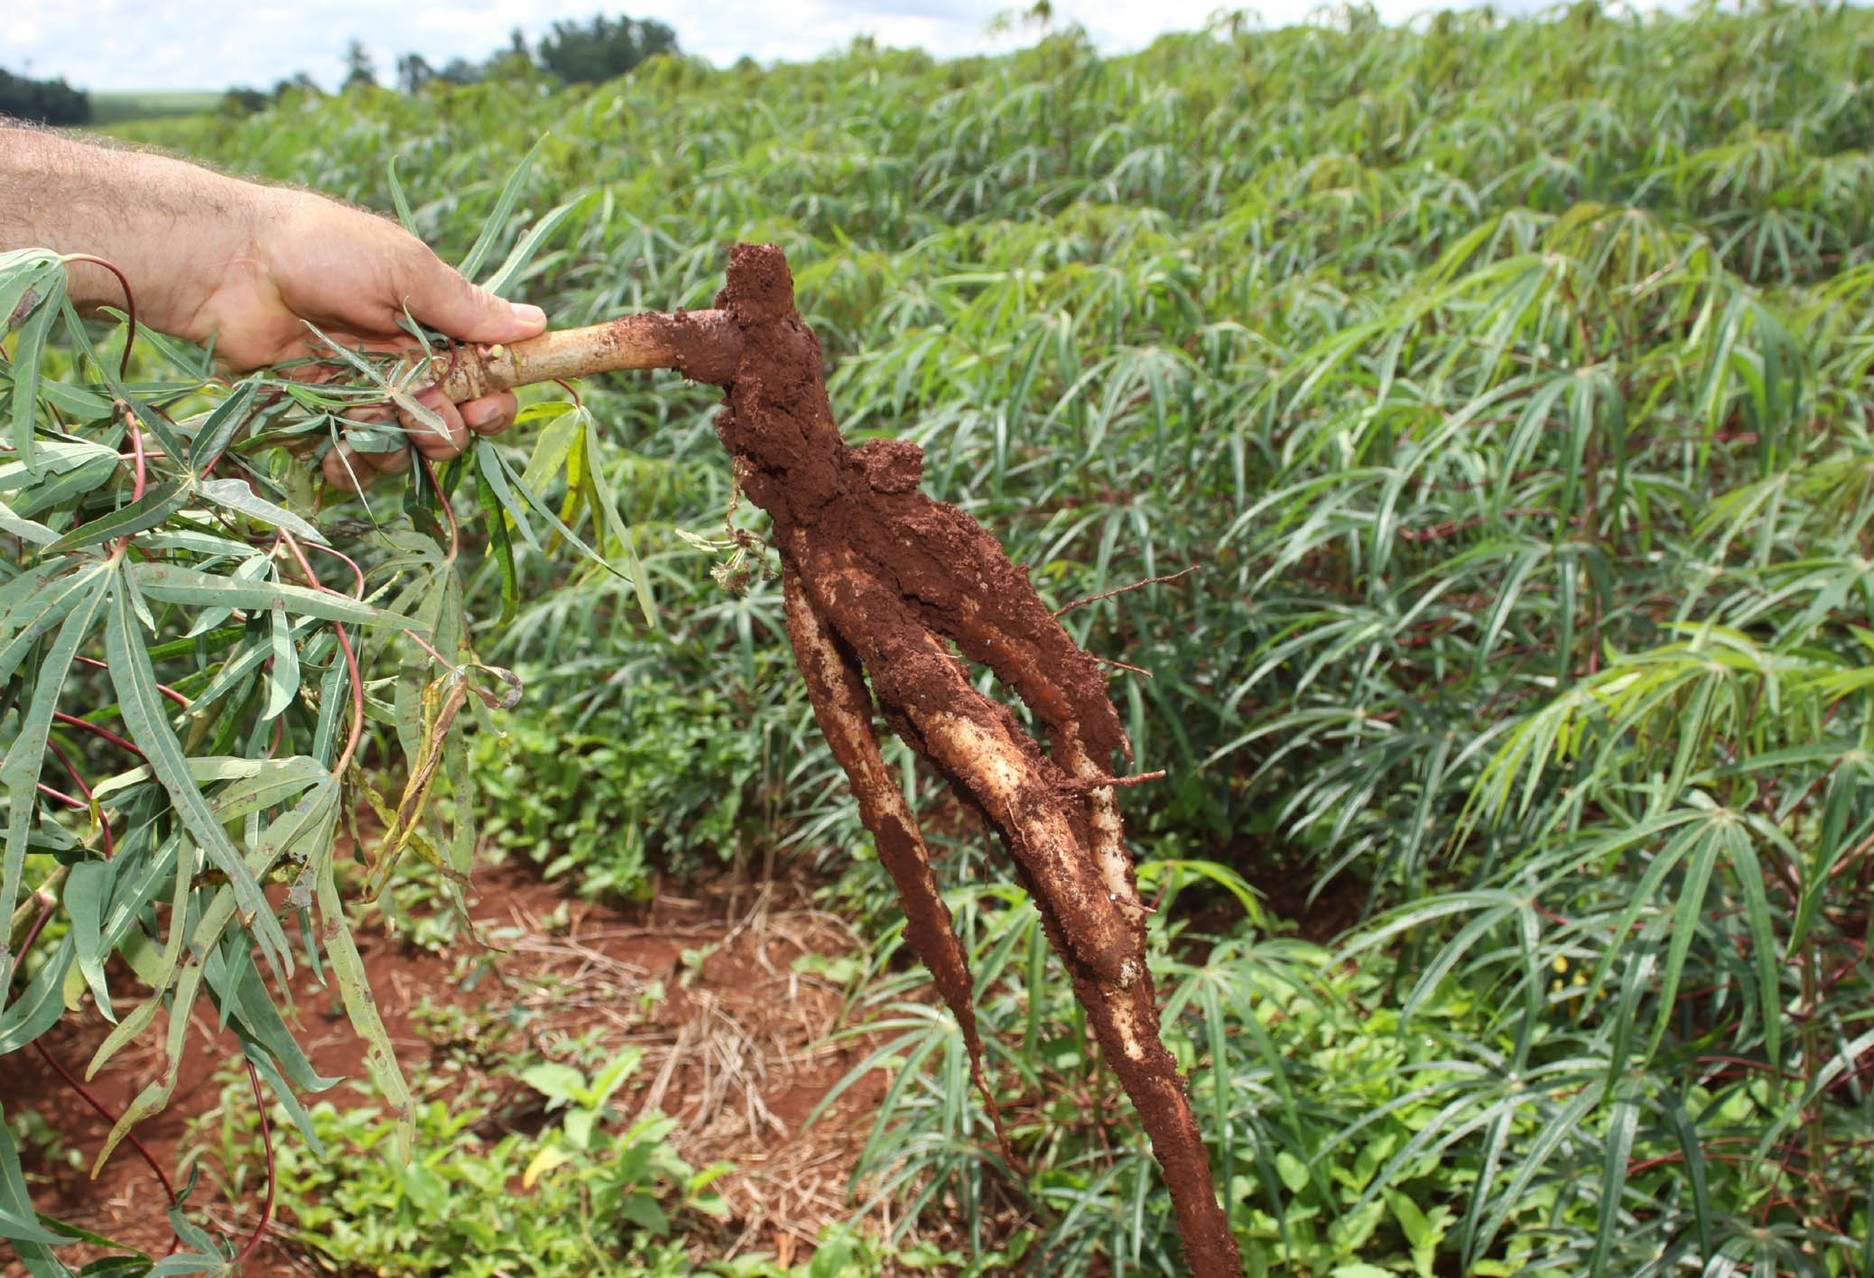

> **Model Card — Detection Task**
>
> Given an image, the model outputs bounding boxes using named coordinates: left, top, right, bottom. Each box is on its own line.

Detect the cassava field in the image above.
left=4, top=3, right=1874, bottom=1275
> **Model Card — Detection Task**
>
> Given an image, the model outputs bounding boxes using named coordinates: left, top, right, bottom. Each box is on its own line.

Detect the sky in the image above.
left=7, top=0, right=1484, bottom=94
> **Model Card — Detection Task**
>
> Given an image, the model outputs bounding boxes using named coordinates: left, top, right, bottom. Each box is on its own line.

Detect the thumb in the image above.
left=398, top=253, right=547, bottom=345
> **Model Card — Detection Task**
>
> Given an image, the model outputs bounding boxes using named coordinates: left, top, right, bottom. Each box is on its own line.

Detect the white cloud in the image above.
left=5, top=0, right=1513, bottom=92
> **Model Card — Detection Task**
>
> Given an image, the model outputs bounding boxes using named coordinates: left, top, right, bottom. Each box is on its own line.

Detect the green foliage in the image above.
left=12, top=1, right=1874, bottom=1273
left=215, top=89, right=271, bottom=118
left=535, top=15, right=681, bottom=85
left=473, top=674, right=774, bottom=898
left=838, top=858, right=1861, bottom=1277
left=206, top=1045, right=1011, bottom=1277
left=86, top=91, right=224, bottom=126
left=0, top=69, right=90, bottom=126
left=0, top=166, right=644, bottom=1269
left=213, top=1051, right=730, bottom=1276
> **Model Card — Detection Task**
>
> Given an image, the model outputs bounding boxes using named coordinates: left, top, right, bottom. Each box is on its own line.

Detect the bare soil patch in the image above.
left=4, top=858, right=890, bottom=1276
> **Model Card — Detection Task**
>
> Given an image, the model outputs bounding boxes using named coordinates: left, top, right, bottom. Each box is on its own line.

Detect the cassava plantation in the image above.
left=3, top=2, right=1873, bottom=1274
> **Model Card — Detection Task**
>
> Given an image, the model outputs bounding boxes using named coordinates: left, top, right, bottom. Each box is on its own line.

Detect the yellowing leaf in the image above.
left=522, top=1143, right=572, bottom=1189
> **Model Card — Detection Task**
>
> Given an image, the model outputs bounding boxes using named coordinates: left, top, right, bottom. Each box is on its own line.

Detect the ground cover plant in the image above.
left=5, top=0, right=1874, bottom=1273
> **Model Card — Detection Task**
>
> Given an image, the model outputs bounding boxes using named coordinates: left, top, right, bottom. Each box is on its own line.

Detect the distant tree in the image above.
left=0, top=68, right=90, bottom=126
left=535, top=14, right=680, bottom=84
left=219, top=86, right=270, bottom=116
left=343, top=40, right=378, bottom=91
left=397, top=53, right=434, bottom=93
left=481, top=28, right=538, bottom=81
left=270, top=72, right=323, bottom=102
left=437, top=57, right=482, bottom=86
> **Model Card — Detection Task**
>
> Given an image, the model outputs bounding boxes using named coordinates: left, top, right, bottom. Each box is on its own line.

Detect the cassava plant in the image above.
left=0, top=166, right=633, bottom=1272
left=12, top=2, right=1874, bottom=1273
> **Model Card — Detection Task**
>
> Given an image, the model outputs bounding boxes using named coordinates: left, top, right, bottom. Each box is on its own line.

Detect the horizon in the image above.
left=11, top=0, right=1559, bottom=95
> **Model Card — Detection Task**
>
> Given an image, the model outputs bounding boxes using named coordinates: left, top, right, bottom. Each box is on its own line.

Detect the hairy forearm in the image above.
left=0, top=123, right=284, bottom=332
left=1, top=118, right=544, bottom=411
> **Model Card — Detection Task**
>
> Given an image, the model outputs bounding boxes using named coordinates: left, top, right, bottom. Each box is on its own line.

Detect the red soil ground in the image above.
left=4, top=858, right=891, bottom=1275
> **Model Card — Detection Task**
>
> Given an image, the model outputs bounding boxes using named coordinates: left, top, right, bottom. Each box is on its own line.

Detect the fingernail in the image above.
left=510, top=302, right=546, bottom=327
left=464, top=399, right=504, bottom=431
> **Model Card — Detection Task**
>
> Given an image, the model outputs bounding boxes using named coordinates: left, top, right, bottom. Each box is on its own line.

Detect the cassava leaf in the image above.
left=7, top=286, right=61, bottom=468
left=64, top=859, right=115, bottom=1021
left=131, top=561, right=400, bottom=626
left=0, top=935, right=77, bottom=1056
left=579, top=421, right=656, bottom=623
left=43, top=478, right=190, bottom=553
left=104, top=581, right=292, bottom=977
left=196, top=475, right=328, bottom=544
left=460, top=134, right=549, bottom=281
left=480, top=194, right=586, bottom=296
left=0, top=566, right=109, bottom=963
left=0, top=496, right=55, bottom=545
left=475, top=462, right=519, bottom=623
left=263, top=605, right=302, bottom=720
left=186, top=380, right=261, bottom=472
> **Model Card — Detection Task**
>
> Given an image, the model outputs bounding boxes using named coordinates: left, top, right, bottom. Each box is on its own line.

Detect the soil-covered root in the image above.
left=780, top=573, right=1010, bottom=1155
left=712, top=243, right=1241, bottom=1278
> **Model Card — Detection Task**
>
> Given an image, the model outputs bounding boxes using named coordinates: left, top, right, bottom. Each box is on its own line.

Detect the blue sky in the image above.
left=10, top=0, right=1502, bottom=93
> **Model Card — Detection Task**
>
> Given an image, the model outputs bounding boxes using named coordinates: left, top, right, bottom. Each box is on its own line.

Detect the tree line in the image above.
left=0, top=68, right=90, bottom=125
left=226, top=13, right=681, bottom=113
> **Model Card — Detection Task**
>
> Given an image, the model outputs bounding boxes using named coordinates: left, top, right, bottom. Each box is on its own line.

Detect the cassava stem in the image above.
left=426, top=308, right=742, bottom=399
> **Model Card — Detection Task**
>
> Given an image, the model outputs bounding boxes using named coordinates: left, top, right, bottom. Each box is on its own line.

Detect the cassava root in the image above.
left=434, top=245, right=1241, bottom=1277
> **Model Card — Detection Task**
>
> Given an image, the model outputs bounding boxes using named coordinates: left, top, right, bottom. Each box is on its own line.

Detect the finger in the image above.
left=392, top=241, right=548, bottom=345
left=370, top=443, right=414, bottom=477
left=345, top=400, right=397, bottom=426
left=322, top=443, right=369, bottom=492
left=402, top=387, right=470, bottom=461
left=461, top=391, right=520, bottom=437
left=339, top=401, right=407, bottom=460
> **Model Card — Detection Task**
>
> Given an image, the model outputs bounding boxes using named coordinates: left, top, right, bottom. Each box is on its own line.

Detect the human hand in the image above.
left=0, top=129, right=547, bottom=489
left=180, top=191, right=548, bottom=490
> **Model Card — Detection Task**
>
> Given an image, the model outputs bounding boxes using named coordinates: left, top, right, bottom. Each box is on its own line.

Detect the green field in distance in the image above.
left=87, top=89, right=222, bottom=125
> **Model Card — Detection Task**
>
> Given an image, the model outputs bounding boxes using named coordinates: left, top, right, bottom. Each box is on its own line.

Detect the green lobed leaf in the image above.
left=64, top=859, right=116, bottom=1021
left=0, top=566, right=110, bottom=962
left=0, top=935, right=78, bottom=1056
left=43, top=478, right=191, bottom=554
left=7, top=282, right=62, bottom=469
left=186, top=380, right=261, bottom=472
left=479, top=194, right=587, bottom=297
left=104, top=580, right=292, bottom=977
left=311, top=826, right=413, bottom=1151
left=475, top=462, right=519, bottom=623
left=262, top=605, right=302, bottom=720
left=196, top=474, right=328, bottom=544
left=0, top=563, right=109, bottom=689
left=459, top=134, right=549, bottom=281
left=131, top=561, right=401, bottom=626
left=9, top=456, right=123, bottom=521
left=0, top=439, right=120, bottom=493
left=0, top=496, right=55, bottom=545
left=579, top=419, right=656, bottom=623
